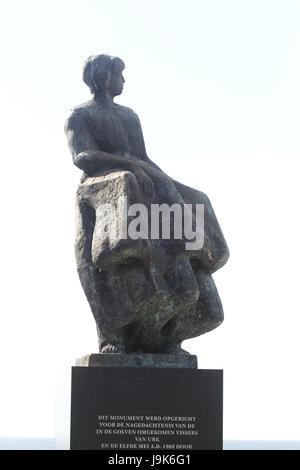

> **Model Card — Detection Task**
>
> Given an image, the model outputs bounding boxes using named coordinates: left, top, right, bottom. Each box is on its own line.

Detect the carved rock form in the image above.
left=65, top=54, right=229, bottom=355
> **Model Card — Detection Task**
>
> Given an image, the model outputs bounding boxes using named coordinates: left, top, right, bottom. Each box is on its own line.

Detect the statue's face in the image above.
left=106, top=69, right=125, bottom=97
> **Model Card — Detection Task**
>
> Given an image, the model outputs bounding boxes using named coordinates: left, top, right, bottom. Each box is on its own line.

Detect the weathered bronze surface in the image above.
left=65, top=54, right=229, bottom=356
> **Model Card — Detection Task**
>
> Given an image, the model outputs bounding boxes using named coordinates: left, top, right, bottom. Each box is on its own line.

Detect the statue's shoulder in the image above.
left=66, top=100, right=95, bottom=122
left=115, top=103, right=139, bottom=118
left=65, top=100, right=95, bottom=132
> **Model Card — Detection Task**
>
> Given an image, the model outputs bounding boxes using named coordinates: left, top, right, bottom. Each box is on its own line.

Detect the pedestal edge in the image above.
left=75, top=353, right=198, bottom=369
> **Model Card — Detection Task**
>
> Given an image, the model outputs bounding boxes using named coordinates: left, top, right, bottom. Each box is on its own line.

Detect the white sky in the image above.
left=0, top=0, right=300, bottom=440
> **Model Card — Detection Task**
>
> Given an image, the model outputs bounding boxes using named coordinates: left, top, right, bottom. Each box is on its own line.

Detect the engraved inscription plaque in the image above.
left=70, top=367, right=223, bottom=450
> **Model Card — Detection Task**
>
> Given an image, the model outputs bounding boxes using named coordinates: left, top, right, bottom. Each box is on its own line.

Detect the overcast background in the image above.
left=0, top=0, right=299, bottom=441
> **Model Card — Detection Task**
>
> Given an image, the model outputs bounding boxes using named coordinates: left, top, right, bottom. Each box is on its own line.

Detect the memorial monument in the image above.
left=64, top=54, right=229, bottom=449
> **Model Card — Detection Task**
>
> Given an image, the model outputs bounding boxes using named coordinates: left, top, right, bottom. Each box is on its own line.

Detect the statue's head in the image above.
left=83, top=54, right=125, bottom=97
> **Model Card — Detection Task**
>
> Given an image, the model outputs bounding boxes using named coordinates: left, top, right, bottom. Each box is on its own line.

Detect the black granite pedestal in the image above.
left=70, top=358, right=223, bottom=450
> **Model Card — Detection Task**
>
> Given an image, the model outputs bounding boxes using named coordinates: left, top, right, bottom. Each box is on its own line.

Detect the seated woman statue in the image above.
left=65, top=54, right=229, bottom=355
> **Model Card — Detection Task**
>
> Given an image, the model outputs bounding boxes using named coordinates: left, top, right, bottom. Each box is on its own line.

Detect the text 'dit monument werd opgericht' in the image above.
left=64, top=54, right=229, bottom=450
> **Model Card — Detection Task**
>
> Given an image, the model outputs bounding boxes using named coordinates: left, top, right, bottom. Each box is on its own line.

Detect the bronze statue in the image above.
left=65, top=54, right=229, bottom=356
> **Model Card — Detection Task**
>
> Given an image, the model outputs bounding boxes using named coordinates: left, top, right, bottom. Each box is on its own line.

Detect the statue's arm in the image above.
left=65, top=108, right=153, bottom=194
left=65, top=108, right=141, bottom=173
left=64, top=108, right=100, bottom=173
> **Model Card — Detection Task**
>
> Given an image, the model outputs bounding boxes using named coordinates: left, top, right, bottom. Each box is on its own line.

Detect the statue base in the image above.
left=76, top=353, right=197, bottom=369
left=70, top=365, right=223, bottom=450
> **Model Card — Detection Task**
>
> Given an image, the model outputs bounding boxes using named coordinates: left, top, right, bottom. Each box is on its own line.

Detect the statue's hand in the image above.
left=134, top=168, right=154, bottom=196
